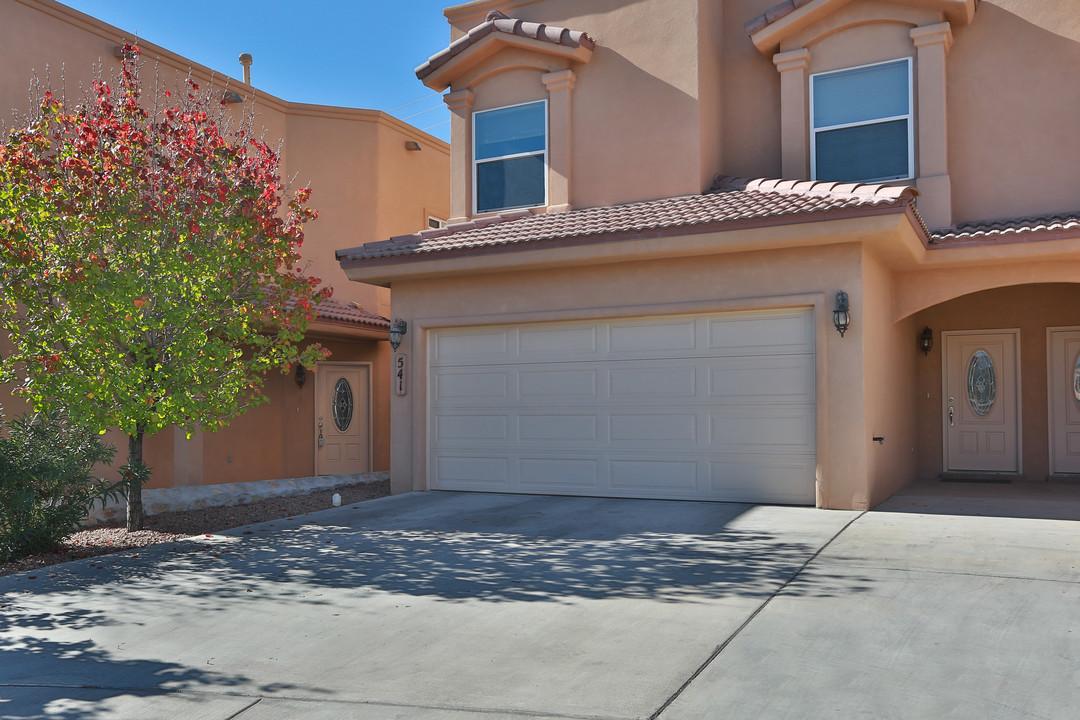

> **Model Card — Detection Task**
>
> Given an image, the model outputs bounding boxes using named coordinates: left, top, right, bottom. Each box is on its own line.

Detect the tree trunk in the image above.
left=126, top=429, right=145, bottom=531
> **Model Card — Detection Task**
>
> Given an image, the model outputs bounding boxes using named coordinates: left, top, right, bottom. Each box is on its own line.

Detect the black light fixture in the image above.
left=833, top=291, right=851, bottom=337
left=295, top=364, right=307, bottom=388
left=388, top=319, right=408, bottom=351
left=919, top=327, right=934, bottom=355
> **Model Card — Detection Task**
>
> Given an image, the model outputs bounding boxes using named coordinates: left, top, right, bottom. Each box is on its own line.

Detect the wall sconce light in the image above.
left=832, top=291, right=851, bottom=337
left=919, top=327, right=933, bottom=355
left=388, top=319, right=408, bottom=351
left=295, top=364, right=307, bottom=388
left=404, top=140, right=422, bottom=151
left=222, top=91, right=244, bottom=104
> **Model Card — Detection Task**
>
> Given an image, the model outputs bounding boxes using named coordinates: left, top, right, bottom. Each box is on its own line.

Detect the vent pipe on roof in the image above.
left=239, top=53, right=253, bottom=85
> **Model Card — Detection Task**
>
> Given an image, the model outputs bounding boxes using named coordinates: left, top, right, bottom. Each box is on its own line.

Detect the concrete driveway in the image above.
left=1, top=489, right=1077, bottom=719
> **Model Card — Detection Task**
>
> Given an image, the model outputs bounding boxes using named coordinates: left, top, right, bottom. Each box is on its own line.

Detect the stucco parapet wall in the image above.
left=416, top=9, right=594, bottom=90
left=83, top=472, right=390, bottom=526
left=12, top=0, right=446, bottom=150
left=745, top=0, right=976, bottom=55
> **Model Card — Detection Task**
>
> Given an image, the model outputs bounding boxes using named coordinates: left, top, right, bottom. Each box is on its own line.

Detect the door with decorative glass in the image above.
left=1047, top=328, right=1080, bottom=475
left=942, top=331, right=1019, bottom=473
left=315, top=362, right=371, bottom=476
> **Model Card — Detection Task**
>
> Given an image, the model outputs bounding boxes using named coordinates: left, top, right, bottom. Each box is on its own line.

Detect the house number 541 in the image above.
left=395, top=353, right=407, bottom=396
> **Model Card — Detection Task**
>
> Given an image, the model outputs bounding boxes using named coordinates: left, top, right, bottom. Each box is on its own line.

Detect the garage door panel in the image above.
left=610, top=366, right=698, bottom=397
left=518, top=414, right=598, bottom=442
left=708, top=357, right=813, bottom=402
left=434, top=370, right=509, bottom=400
left=435, top=414, right=509, bottom=442
left=518, top=325, right=598, bottom=356
left=435, top=456, right=509, bottom=485
left=610, top=459, right=699, bottom=489
left=434, top=330, right=509, bottom=362
left=429, top=309, right=816, bottom=504
left=708, top=408, right=814, bottom=452
left=518, top=369, right=599, bottom=398
left=708, top=311, right=813, bottom=354
left=520, top=458, right=599, bottom=487
left=709, top=457, right=816, bottom=504
left=609, top=413, right=698, bottom=443
left=608, top=319, right=699, bottom=353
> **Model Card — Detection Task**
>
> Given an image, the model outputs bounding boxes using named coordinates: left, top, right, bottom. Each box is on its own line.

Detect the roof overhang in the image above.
left=419, top=32, right=593, bottom=91
left=746, top=0, right=977, bottom=55
left=342, top=209, right=925, bottom=287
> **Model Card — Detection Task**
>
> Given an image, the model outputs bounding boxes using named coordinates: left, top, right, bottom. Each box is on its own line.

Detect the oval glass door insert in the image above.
left=332, top=378, right=354, bottom=431
left=1073, top=354, right=1080, bottom=407
left=967, top=350, right=996, bottom=417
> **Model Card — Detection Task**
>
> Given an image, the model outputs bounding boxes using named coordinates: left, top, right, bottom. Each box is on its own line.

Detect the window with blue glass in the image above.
left=811, top=58, right=912, bottom=183
left=474, top=100, right=547, bottom=214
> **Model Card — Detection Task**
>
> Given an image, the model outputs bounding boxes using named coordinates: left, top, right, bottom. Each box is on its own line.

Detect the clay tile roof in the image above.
left=310, top=297, right=390, bottom=330
left=337, top=176, right=918, bottom=265
left=930, top=212, right=1080, bottom=245
left=744, top=0, right=815, bottom=36
left=416, top=10, right=595, bottom=81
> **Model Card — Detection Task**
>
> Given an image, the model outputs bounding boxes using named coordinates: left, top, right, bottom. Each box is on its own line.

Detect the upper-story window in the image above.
left=474, top=100, right=547, bottom=214
left=810, top=58, right=913, bottom=183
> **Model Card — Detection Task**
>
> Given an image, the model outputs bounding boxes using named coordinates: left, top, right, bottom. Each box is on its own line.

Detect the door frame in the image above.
left=1046, top=326, right=1080, bottom=476
left=940, top=329, right=1022, bottom=474
left=314, top=361, right=374, bottom=476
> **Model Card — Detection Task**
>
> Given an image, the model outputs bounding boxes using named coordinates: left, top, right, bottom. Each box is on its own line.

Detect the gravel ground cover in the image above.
left=0, top=479, right=390, bottom=577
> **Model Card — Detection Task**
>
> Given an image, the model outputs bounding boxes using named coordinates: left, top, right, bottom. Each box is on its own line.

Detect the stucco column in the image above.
left=773, top=48, right=811, bottom=180
left=542, top=69, right=575, bottom=213
left=910, top=22, right=953, bottom=230
left=444, top=88, right=474, bottom=224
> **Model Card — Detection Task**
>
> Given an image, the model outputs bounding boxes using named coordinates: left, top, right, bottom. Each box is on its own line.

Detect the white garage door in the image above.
left=428, top=309, right=816, bottom=504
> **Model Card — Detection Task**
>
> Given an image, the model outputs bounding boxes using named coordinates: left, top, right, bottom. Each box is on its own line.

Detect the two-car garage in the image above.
left=427, top=308, right=817, bottom=504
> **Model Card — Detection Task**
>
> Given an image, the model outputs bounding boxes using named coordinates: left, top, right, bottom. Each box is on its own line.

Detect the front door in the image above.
left=316, top=362, right=371, bottom=476
left=943, top=331, right=1019, bottom=473
left=1048, top=328, right=1080, bottom=475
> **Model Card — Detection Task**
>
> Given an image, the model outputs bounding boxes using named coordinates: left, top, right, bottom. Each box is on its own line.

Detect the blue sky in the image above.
left=58, top=1, right=455, bottom=141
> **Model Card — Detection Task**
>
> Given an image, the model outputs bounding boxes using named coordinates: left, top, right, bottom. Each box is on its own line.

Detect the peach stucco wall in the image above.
left=0, top=0, right=448, bottom=487
left=438, top=0, right=1080, bottom=230
left=381, top=235, right=885, bottom=509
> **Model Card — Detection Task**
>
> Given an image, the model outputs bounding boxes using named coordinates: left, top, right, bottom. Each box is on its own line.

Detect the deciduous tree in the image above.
left=0, top=47, right=330, bottom=530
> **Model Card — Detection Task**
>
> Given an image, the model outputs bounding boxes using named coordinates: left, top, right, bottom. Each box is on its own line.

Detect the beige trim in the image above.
left=774, top=48, right=812, bottom=180
left=409, top=291, right=834, bottom=505
left=749, top=0, right=976, bottom=56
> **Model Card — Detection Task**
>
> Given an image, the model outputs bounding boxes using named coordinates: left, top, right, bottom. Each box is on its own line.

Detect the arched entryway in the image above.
left=910, top=283, right=1080, bottom=482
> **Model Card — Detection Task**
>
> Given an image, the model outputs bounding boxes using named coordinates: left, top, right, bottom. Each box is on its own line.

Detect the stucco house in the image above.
left=337, top=0, right=1080, bottom=510
left=0, top=0, right=449, bottom=494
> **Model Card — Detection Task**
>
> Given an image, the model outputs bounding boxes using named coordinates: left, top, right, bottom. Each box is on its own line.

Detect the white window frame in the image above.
left=809, top=57, right=914, bottom=183
left=472, top=99, right=548, bottom=215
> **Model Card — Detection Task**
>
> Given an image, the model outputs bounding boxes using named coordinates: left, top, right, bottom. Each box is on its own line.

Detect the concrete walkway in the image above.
left=1, top=489, right=1078, bottom=719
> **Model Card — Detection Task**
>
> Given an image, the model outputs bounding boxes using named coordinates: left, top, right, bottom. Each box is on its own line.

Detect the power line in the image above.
left=389, top=91, right=440, bottom=112
left=422, top=119, right=450, bottom=131
left=402, top=104, right=446, bottom=120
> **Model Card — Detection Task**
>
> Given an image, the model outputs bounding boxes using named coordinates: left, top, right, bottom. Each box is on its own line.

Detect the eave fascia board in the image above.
left=420, top=33, right=593, bottom=91
left=341, top=211, right=914, bottom=287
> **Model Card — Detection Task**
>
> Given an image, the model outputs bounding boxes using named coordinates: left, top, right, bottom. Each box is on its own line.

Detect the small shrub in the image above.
left=0, top=412, right=121, bottom=562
